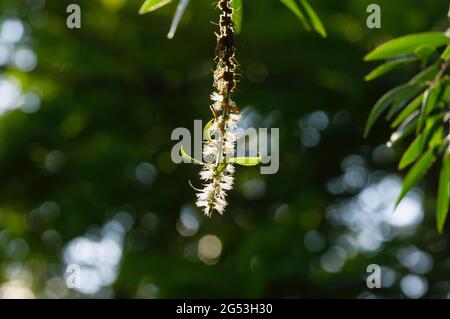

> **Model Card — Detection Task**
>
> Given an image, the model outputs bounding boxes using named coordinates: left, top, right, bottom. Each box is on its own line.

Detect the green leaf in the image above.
left=386, top=83, right=425, bottom=120
left=416, top=83, right=442, bottom=134
left=391, top=93, right=423, bottom=128
left=229, top=157, right=262, bottom=166
left=180, top=145, right=204, bottom=165
left=437, top=153, right=450, bottom=234
left=280, top=0, right=311, bottom=31
left=139, top=0, right=172, bottom=14
left=232, top=0, right=243, bottom=34
left=365, top=57, right=417, bottom=81
left=414, top=45, right=436, bottom=61
left=299, top=0, right=326, bottom=38
left=391, top=113, right=441, bottom=148
left=365, top=83, right=414, bottom=137
left=409, top=63, right=439, bottom=85
left=398, top=134, right=426, bottom=170
left=389, top=116, right=418, bottom=146
left=364, top=32, right=450, bottom=61
left=396, top=147, right=437, bottom=208
left=203, top=119, right=214, bottom=141
left=428, top=126, right=443, bottom=150
left=441, top=46, right=450, bottom=61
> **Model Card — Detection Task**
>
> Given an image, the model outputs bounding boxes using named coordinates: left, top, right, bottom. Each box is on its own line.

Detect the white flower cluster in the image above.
left=196, top=110, right=240, bottom=216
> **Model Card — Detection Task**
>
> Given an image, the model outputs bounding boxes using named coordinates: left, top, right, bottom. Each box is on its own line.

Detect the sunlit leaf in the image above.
left=416, top=83, right=442, bottom=134
left=139, top=0, right=172, bottom=14
left=229, top=157, right=262, bottom=166
left=180, top=145, right=204, bottom=165
left=386, top=83, right=425, bottom=120
left=389, top=116, right=418, bottom=146
left=437, top=153, right=450, bottom=234
left=365, top=57, right=417, bottom=81
left=398, top=134, right=426, bottom=170
left=364, top=32, right=450, bottom=61
left=409, top=63, right=439, bottom=84
left=203, top=119, right=214, bottom=141
left=428, top=126, right=443, bottom=149
left=395, top=147, right=437, bottom=208
left=441, top=46, right=450, bottom=60
left=232, top=0, right=243, bottom=34
left=280, top=0, right=311, bottom=31
left=391, top=94, right=423, bottom=128
left=299, top=0, right=326, bottom=38
left=414, top=45, right=436, bottom=61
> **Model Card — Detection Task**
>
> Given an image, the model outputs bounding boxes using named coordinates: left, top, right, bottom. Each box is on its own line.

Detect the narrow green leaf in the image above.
left=396, top=147, right=437, bottom=208
left=229, top=157, right=262, bottom=166
left=441, top=46, right=450, bottom=61
left=180, top=145, right=204, bottom=165
left=414, top=45, right=436, bottom=61
left=232, top=0, right=243, bottom=34
left=428, top=126, right=443, bottom=149
left=203, top=119, right=214, bottom=141
left=389, top=116, right=418, bottom=146
left=409, top=63, right=439, bottom=85
left=365, top=83, right=412, bottom=137
left=299, top=0, right=326, bottom=38
left=437, top=153, right=450, bottom=234
left=398, top=134, right=425, bottom=170
left=280, top=0, right=311, bottom=31
left=364, top=32, right=450, bottom=61
left=416, top=83, right=442, bottom=134
left=365, top=57, right=417, bottom=81
left=391, top=94, right=423, bottom=128
left=386, top=83, right=424, bottom=120
left=391, top=113, right=441, bottom=149
left=139, top=0, right=172, bottom=14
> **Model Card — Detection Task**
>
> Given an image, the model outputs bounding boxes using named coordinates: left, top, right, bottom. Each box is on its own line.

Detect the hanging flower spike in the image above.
left=195, top=0, right=241, bottom=217
left=166, top=0, right=261, bottom=216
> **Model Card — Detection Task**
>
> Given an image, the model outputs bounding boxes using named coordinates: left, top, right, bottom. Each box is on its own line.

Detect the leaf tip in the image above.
left=363, top=53, right=373, bottom=62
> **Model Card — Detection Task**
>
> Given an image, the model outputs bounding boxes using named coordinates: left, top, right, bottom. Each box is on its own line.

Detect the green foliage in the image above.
left=364, top=32, right=450, bottom=61
left=139, top=0, right=172, bottom=14
left=280, top=0, right=326, bottom=37
left=139, top=0, right=326, bottom=38
left=442, top=46, right=450, bottom=60
left=203, top=119, right=214, bottom=141
left=364, top=57, right=417, bottom=81
left=180, top=145, right=204, bottom=165
left=229, top=157, right=262, bottom=166
left=231, top=0, right=243, bottom=34
left=398, top=133, right=427, bottom=170
left=415, top=45, right=436, bottom=62
left=365, top=83, right=418, bottom=137
left=365, top=28, right=450, bottom=232
left=395, top=147, right=437, bottom=208
left=298, top=0, right=326, bottom=38
left=437, top=153, right=450, bottom=234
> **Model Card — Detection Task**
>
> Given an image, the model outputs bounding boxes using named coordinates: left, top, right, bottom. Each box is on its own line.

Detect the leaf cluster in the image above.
left=365, top=32, right=450, bottom=233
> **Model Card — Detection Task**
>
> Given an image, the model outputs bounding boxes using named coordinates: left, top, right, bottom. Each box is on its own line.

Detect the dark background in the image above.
left=0, top=0, right=449, bottom=298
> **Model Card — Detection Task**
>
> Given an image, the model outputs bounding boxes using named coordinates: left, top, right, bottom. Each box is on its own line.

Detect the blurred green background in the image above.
left=0, top=0, right=449, bottom=299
